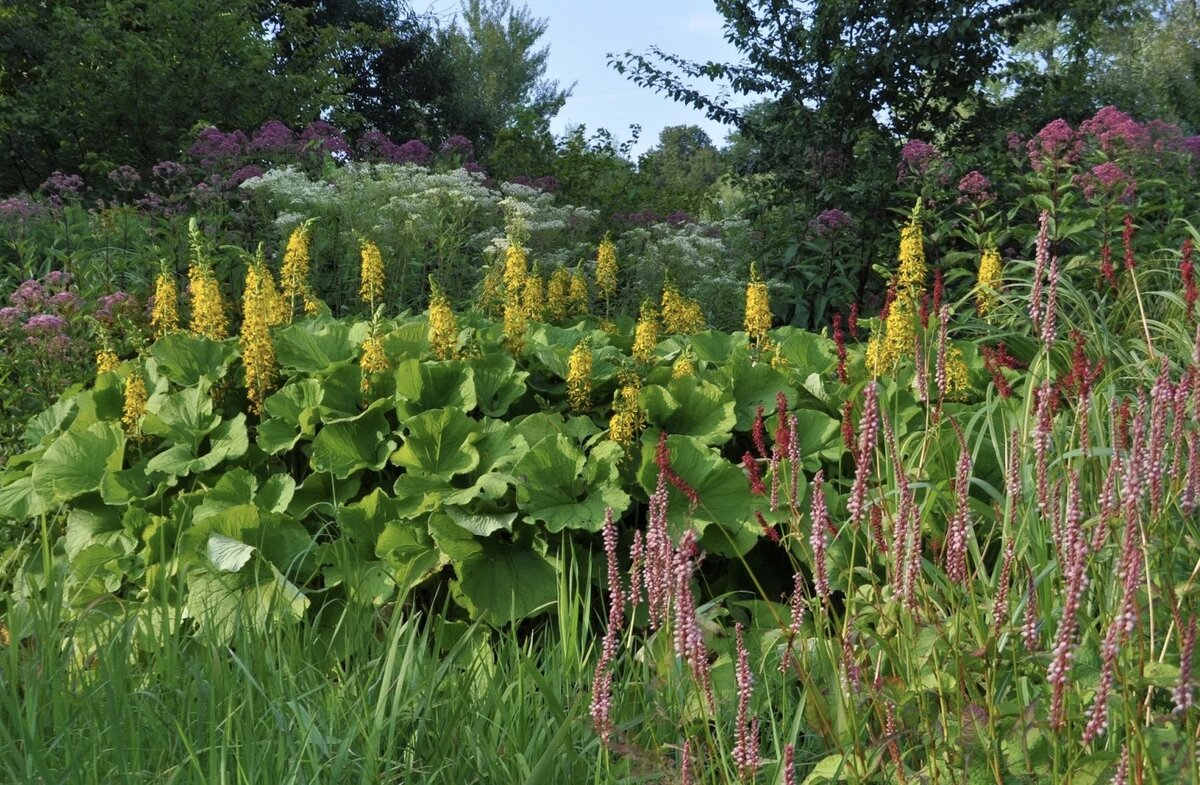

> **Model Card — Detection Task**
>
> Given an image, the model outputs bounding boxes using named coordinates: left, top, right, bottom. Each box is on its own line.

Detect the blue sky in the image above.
left=426, top=0, right=745, bottom=157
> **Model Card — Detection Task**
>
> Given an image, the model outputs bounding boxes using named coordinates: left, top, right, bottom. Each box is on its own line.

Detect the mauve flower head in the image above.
left=464, top=161, right=486, bottom=176
left=189, top=126, right=248, bottom=170
left=152, top=160, right=187, bottom=183
left=1144, top=118, right=1183, bottom=153
left=957, top=170, right=994, bottom=204
left=94, top=291, right=140, bottom=326
left=357, top=129, right=400, bottom=162
left=1079, top=106, right=1147, bottom=154
left=107, top=165, right=141, bottom=191
left=45, top=270, right=71, bottom=290
left=510, top=174, right=535, bottom=188
left=0, top=194, right=43, bottom=223
left=230, top=165, right=265, bottom=187
left=812, top=208, right=853, bottom=236
left=1026, top=119, right=1081, bottom=172
left=1079, top=161, right=1136, bottom=202
left=395, top=139, right=434, bottom=166
left=439, top=134, right=475, bottom=161
left=10, top=279, right=44, bottom=310
left=298, top=120, right=351, bottom=157
left=0, top=306, right=21, bottom=328
left=897, top=139, right=944, bottom=181
left=535, top=175, right=560, bottom=193
left=47, top=291, right=81, bottom=313
left=1181, top=136, right=1200, bottom=159
left=43, top=333, right=74, bottom=359
left=1006, top=131, right=1025, bottom=153
left=23, top=313, right=66, bottom=335
left=39, top=171, right=85, bottom=205
left=250, top=120, right=295, bottom=154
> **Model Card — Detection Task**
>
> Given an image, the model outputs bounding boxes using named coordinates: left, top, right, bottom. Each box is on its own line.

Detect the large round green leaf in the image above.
left=391, top=407, right=480, bottom=480
left=641, top=377, right=736, bottom=446
left=32, top=421, right=125, bottom=504
left=514, top=435, right=629, bottom=532
left=310, top=407, right=394, bottom=479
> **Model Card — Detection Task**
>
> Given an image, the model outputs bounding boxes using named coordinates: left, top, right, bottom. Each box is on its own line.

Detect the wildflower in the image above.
left=609, top=377, right=644, bottom=450
left=833, top=313, right=848, bottom=383
left=671, top=347, right=695, bottom=378
left=568, top=265, right=589, bottom=316
left=672, top=530, right=714, bottom=711
left=503, top=242, right=528, bottom=353
left=846, top=381, right=879, bottom=529
left=660, top=283, right=705, bottom=335
left=632, top=300, right=659, bottom=364
left=1174, top=615, right=1197, bottom=714
left=359, top=239, right=385, bottom=309
left=522, top=264, right=544, bottom=322
left=359, top=334, right=389, bottom=390
left=591, top=509, right=623, bottom=746
left=428, top=284, right=457, bottom=361
left=744, top=263, right=772, bottom=348
left=943, top=439, right=972, bottom=584
left=958, top=170, right=994, bottom=204
left=595, top=235, right=617, bottom=300
left=812, top=208, right=852, bottom=237
left=809, top=471, right=831, bottom=603
left=479, top=263, right=504, bottom=316
left=187, top=261, right=227, bottom=340
left=896, top=202, right=927, bottom=293
left=240, top=259, right=277, bottom=413
left=150, top=269, right=180, bottom=338
left=122, top=370, right=148, bottom=434
left=546, top=267, right=571, bottom=322
left=943, top=345, right=970, bottom=402
left=976, top=245, right=1003, bottom=316
left=848, top=303, right=859, bottom=339
left=96, top=349, right=120, bottom=374
left=280, top=219, right=317, bottom=319
left=731, top=623, right=760, bottom=781
left=1122, top=213, right=1136, bottom=271
left=566, top=340, right=592, bottom=412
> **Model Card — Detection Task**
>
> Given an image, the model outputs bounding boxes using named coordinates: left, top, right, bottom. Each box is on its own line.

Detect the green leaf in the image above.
left=688, top=330, right=736, bottom=363
left=32, top=422, right=125, bottom=503
left=288, top=472, right=361, bottom=519
left=207, top=533, right=256, bottom=573
left=801, top=754, right=847, bottom=785
left=467, top=353, right=528, bottom=417
left=392, top=408, right=480, bottom=480
left=641, top=376, right=735, bottom=446
left=263, top=379, right=324, bottom=428
left=149, top=333, right=235, bottom=387
left=381, top=320, right=430, bottom=360
left=141, top=387, right=220, bottom=449
left=777, top=329, right=837, bottom=375
left=445, top=504, right=518, bottom=536
left=274, top=317, right=360, bottom=372
left=310, top=407, right=394, bottom=479
left=718, top=355, right=793, bottom=430
left=393, top=358, right=477, bottom=420
left=514, top=435, right=630, bottom=532
left=0, top=474, right=49, bottom=520
left=636, top=435, right=755, bottom=553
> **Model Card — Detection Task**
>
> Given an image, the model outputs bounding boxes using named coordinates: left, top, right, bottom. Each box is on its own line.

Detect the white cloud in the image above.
left=686, top=13, right=722, bottom=33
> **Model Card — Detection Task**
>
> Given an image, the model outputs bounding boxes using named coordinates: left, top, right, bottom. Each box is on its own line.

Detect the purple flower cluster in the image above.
left=1078, top=161, right=1136, bottom=202
left=1079, top=106, right=1148, bottom=154
left=39, top=171, right=85, bottom=205
left=298, top=121, right=351, bottom=158
left=152, top=160, right=187, bottom=184
left=107, top=165, right=141, bottom=190
left=250, top=121, right=295, bottom=154
left=0, top=195, right=43, bottom=224
left=509, top=174, right=561, bottom=193
left=94, top=291, right=141, bottom=327
left=439, top=135, right=475, bottom=161
left=229, top=165, right=265, bottom=187
left=23, top=313, right=67, bottom=335
left=897, top=139, right=944, bottom=182
left=189, top=127, right=249, bottom=171
left=812, top=208, right=853, bottom=237
left=1027, top=119, right=1081, bottom=172
left=957, top=170, right=994, bottom=204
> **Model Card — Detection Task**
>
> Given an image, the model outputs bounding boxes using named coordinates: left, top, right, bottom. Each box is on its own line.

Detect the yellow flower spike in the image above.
left=359, top=334, right=389, bottom=391
left=944, top=344, right=971, bottom=401
left=502, top=242, right=529, bottom=353
left=429, top=281, right=458, bottom=361
left=744, top=262, right=772, bottom=348
left=566, top=340, right=593, bottom=412
left=503, top=242, right=527, bottom=295
left=280, top=219, right=316, bottom=321
left=150, top=269, right=179, bottom=338
left=976, top=245, right=1002, bottom=316
left=608, top=371, right=643, bottom=448
left=896, top=201, right=926, bottom=296
left=632, top=300, right=659, bottom=364
left=595, top=235, right=618, bottom=300
left=546, top=267, right=571, bottom=322
left=671, top=348, right=695, bottom=379
left=187, top=263, right=228, bottom=340
left=568, top=265, right=589, bottom=316
left=122, top=370, right=148, bottom=435
left=359, top=239, right=385, bottom=309
left=96, top=349, right=120, bottom=375
left=661, top=280, right=705, bottom=335
left=240, top=258, right=277, bottom=414
left=881, top=291, right=916, bottom=372
left=522, top=264, right=544, bottom=322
